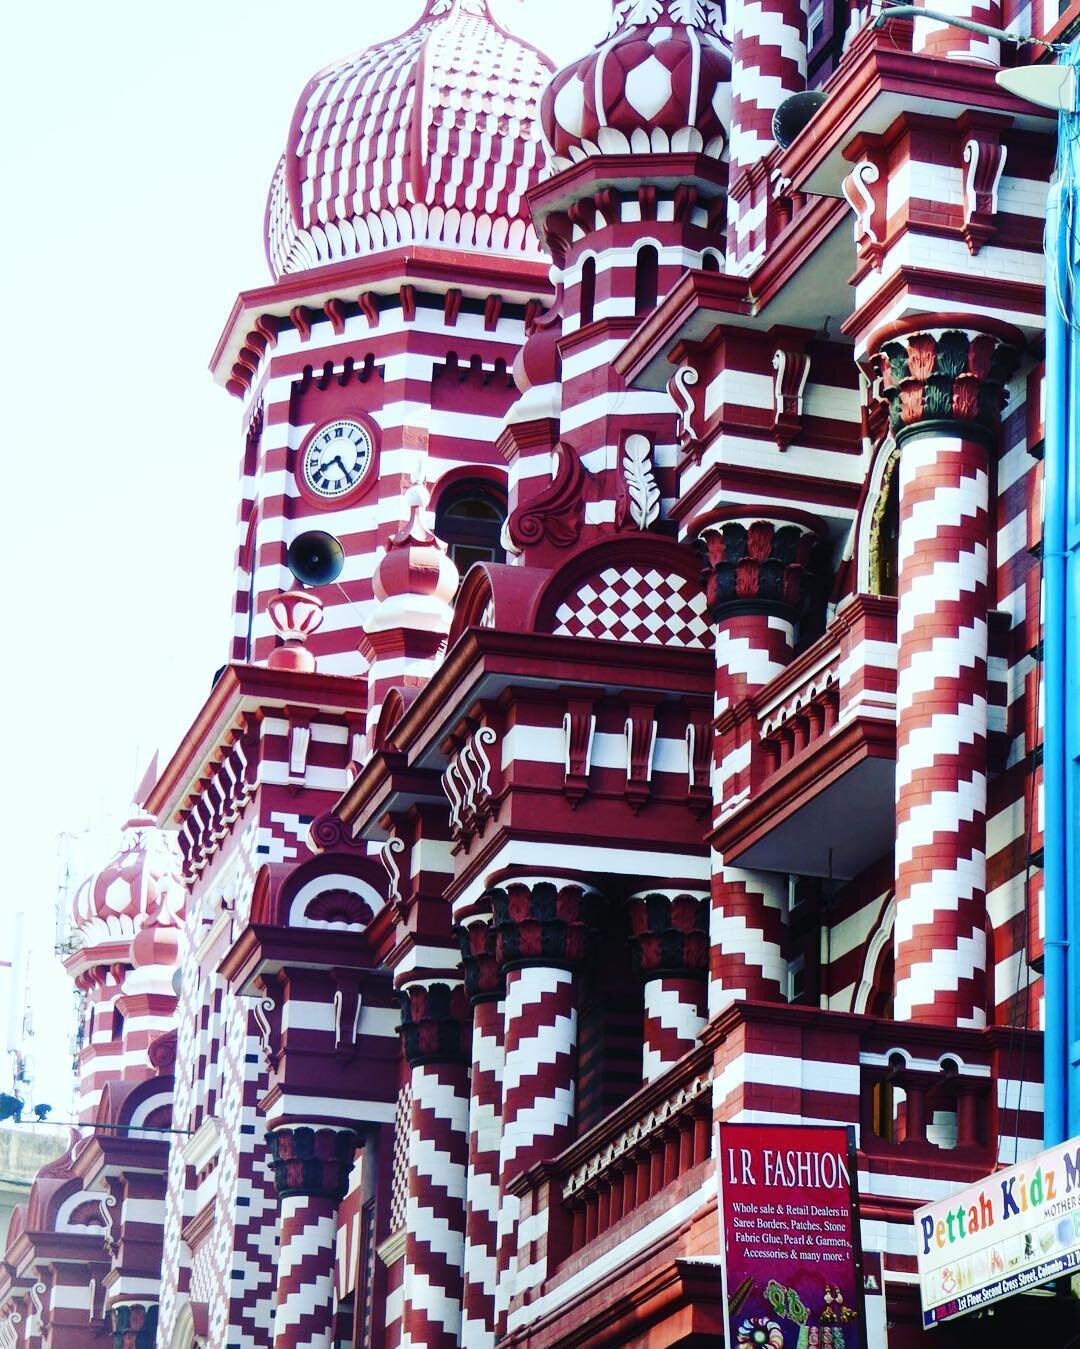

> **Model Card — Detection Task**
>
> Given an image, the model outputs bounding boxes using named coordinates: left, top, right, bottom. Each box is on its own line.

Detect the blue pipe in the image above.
left=1042, top=168, right=1070, bottom=1147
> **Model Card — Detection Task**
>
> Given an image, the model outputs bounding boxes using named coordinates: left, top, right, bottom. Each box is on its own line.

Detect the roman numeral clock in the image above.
left=296, top=416, right=379, bottom=506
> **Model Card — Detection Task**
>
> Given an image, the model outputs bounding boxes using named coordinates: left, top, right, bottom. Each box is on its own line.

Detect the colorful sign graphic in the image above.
left=717, top=1124, right=867, bottom=1349
left=914, top=1133, right=1080, bottom=1326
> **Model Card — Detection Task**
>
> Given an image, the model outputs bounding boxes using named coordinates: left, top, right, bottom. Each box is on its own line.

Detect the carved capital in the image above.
left=628, top=892, right=709, bottom=980
left=398, top=982, right=470, bottom=1066
left=872, top=320, right=1022, bottom=442
left=269, top=1125, right=358, bottom=1202
left=489, top=879, right=597, bottom=971
left=697, top=519, right=823, bottom=622
left=110, top=1304, right=158, bottom=1349
left=457, top=920, right=504, bottom=1003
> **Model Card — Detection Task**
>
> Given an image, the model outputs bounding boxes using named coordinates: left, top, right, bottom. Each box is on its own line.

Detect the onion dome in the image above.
left=71, top=814, right=185, bottom=946
left=541, top=0, right=731, bottom=174
left=266, top=0, right=555, bottom=278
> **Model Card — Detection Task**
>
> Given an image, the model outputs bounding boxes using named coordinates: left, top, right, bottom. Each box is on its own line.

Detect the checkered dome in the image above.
left=541, top=5, right=731, bottom=171
left=552, top=565, right=710, bottom=647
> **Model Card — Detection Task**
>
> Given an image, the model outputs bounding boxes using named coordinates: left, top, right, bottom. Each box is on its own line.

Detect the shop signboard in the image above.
left=914, top=1134, right=1080, bottom=1326
left=717, top=1123, right=867, bottom=1349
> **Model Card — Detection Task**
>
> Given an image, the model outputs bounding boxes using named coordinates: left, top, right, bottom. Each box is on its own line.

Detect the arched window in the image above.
left=579, top=257, right=596, bottom=326
left=435, top=481, right=507, bottom=576
left=634, top=245, right=659, bottom=315
left=702, top=251, right=721, bottom=274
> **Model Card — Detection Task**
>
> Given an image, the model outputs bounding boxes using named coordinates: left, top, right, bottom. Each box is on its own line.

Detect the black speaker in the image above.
left=772, top=90, right=828, bottom=150
left=287, top=531, right=345, bottom=587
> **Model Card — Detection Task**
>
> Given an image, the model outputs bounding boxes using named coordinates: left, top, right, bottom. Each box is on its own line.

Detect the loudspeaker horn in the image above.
left=772, top=90, right=828, bottom=150
left=287, top=531, right=345, bottom=588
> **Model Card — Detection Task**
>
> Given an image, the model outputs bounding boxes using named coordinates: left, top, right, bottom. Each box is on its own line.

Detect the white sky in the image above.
left=0, top=0, right=611, bottom=1115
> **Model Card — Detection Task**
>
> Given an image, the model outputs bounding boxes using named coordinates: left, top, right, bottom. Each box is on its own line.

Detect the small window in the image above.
left=580, top=257, right=596, bottom=326
left=702, top=252, right=721, bottom=274
left=787, top=957, right=807, bottom=1005
left=634, top=246, right=659, bottom=315
left=112, top=1009, right=125, bottom=1043
left=435, top=482, right=507, bottom=576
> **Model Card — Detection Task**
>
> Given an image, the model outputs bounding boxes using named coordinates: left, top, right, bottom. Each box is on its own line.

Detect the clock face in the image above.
left=301, top=419, right=375, bottom=500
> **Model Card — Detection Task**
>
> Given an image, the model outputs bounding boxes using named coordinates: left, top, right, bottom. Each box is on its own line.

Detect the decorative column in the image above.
left=109, top=1304, right=158, bottom=1349
left=490, top=878, right=595, bottom=1333
left=398, top=981, right=471, bottom=1348
left=913, top=0, right=1002, bottom=65
left=268, top=1125, right=358, bottom=1349
left=727, top=0, right=807, bottom=268
left=458, top=919, right=505, bottom=1349
left=872, top=318, right=1021, bottom=1029
left=699, top=518, right=824, bottom=1014
left=628, top=890, right=710, bottom=1081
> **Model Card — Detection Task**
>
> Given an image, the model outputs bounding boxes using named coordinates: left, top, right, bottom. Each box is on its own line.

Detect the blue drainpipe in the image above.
left=1042, top=40, right=1080, bottom=1145
left=1042, top=170, right=1068, bottom=1146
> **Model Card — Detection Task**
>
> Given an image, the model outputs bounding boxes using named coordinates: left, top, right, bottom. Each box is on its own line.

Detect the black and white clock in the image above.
left=299, top=418, right=377, bottom=503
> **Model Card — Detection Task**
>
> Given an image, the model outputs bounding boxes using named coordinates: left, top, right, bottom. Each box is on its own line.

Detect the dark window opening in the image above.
left=634, top=245, right=659, bottom=316
left=112, top=1009, right=125, bottom=1043
left=580, top=257, right=596, bottom=326
left=334, top=1294, right=355, bottom=1349
left=435, top=482, right=507, bottom=577
left=702, top=252, right=721, bottom=274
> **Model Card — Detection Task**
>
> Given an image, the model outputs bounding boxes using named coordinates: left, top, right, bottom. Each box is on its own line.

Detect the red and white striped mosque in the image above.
left=0, top=0, right=1072, bottom=1343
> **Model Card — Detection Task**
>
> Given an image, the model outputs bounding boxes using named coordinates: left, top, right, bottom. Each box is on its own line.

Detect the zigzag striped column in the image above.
left=873, top=319, right=1021, bottom=1029
left=490, top=878, right=595, bottom=1334
left=913, top=0, right=1002, bottom=63
left=699, top=520, right=823, bottom=1014
left=458, top=919, right=505, bottom=1348
left=398, top=981, right=471, bottom=1348
left=629, top=891, right=709, bottom=1081
left=727, top=0, right=807, bottom=268
left=268, top=1125, right=358, bottom=1349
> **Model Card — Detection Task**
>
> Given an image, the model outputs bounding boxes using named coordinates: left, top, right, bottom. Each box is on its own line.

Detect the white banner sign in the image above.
left=914, top=1135, right=1080, bottom=1326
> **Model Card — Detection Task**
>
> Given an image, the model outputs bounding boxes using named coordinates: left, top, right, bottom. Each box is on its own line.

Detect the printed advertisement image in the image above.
left=717, top=1123, right=867, bottom=1349
left=914, top=1133, right=1080, bottom=1325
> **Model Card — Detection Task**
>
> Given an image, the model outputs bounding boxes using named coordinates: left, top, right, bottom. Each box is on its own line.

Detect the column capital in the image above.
left=867, top=315, right=1023, bottom=445
left=110, top=1303, right=158, bottom=1349
left=488, top=878, right=598, bottom=972
left=398, top=981, right=471, bottom=1066
left=627, top=890, right=710, bottom=981
left=456, top=918, right=504, bottom=1003
left=268, top=1124, right=358, bottom=1202
left=695, top=515, right=825, bottom=623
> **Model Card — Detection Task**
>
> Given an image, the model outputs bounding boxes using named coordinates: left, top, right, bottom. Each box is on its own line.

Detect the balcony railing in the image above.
left=714, top=593, right=897, bottom=878
left=561, top=1047, right=713, bottom=1255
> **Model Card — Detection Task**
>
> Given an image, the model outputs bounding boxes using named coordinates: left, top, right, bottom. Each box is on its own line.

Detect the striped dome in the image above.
left=71, top=814, right=185, bottom=946
left=541, top=0, right=731, bottom=174
left=266, top=0, right=555, bottom=279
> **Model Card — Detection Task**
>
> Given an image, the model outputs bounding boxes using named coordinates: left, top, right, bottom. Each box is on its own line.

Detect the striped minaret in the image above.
left=397, top=981, right=471, bottom=1348
left=727, top=0, right=807, bottom=269
left=457, top=919, right=505, bottom=1348
left=268, top=1125, right=358, bottom=1349
left=913, top=0, right=1002, bottom=63
left=873, top=320, right=1021, bottom=1028
left=628, top=890, right=710, bottom=1081
left=699, top=519, right=824, bottom=1013
left=489, top=878, right=595, bottom=1333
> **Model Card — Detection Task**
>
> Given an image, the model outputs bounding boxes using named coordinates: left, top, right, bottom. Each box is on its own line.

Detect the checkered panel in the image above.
left=389, top=1082, right=413, bottom=1233
left=552, top=567, right=709, bottom=648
